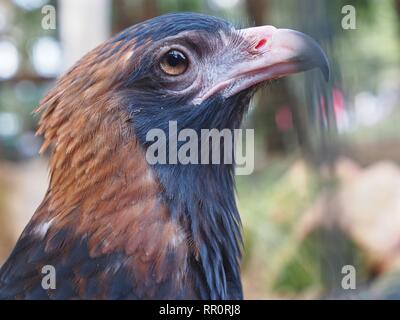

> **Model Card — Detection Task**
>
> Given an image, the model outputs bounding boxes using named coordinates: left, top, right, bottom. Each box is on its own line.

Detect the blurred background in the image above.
left=0, top=0, right=399, bottom=299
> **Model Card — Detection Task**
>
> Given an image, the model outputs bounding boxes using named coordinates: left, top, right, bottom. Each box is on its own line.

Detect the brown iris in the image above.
left=160, top=50, right=188, bottom=76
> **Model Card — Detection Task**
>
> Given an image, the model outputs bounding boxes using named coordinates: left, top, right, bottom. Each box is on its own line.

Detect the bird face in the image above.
left=115, top=13, right=328, bottom=141
left=149, top=26, right=330, bottom=106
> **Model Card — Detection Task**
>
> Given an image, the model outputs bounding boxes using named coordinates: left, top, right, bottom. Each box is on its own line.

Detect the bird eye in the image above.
left=160, top=50, right=188, bottom=76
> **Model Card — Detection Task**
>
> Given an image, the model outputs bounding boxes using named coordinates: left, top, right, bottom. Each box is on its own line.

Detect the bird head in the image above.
left=114, top=13, right=329, bottom=142
left=39, top=12, right=329, bottom=165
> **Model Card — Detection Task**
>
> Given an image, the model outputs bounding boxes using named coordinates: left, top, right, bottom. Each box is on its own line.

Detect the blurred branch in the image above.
left=59, top=0, right=112, bottom=70
left=0, top=74, right=54, bottom=84
left=142, top=0, right=158, bottom=20
left=113, top=0, right=159, bottom=32
left=245, top=0, right=269, bottom=25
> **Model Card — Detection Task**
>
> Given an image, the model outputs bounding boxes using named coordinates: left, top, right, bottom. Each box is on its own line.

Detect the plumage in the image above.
left=0, top=12, right=328, bottom=300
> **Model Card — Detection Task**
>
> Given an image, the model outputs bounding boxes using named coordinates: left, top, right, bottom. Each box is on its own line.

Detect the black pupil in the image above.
left=167, top=50, right=186, bottom=67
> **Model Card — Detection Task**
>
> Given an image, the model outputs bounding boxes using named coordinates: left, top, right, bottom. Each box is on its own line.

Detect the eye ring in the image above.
left=159, top=49, right=189, bottom=76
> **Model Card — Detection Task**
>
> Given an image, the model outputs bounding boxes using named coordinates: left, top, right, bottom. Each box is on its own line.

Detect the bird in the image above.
left=0, top=12, right=328, bottom=300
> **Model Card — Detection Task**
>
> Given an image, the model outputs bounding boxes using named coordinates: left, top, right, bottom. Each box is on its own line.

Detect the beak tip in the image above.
left=321, top=60, right=330, bottom=82
left=272, top=28, right=331, bottom=82
left=319, top=48, right=331, bottom=82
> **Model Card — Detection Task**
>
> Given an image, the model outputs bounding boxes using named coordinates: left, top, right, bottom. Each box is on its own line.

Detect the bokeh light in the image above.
left=209, top=0, right=242, bottom=10
left=30, top=37, right=62, bottom=77
left=0, top=112, right=21, bottom=137
left=12, top=0, right=49, bottom=11
left=0, top=41, right=20, bottom=80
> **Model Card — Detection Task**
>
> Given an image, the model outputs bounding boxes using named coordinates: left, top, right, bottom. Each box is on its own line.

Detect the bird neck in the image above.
left=155, top=163, right=243, bottom=299
left=124, top=94, right=250, bottom=299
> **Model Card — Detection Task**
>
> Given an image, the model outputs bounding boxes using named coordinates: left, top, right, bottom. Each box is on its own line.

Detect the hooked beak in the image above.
left=227, top=26, right=330, bottom=97
left=194, top=26, right=330, bottom=104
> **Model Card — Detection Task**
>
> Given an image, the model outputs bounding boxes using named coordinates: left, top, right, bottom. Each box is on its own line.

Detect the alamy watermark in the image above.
left=41, top=5, right=56, bottom=30
left=145, top=121, right=255, bottom=175
left=341, top=264, right=356, bottom=290
left=41, top=265, right=56, bottom=290
left=341, top=5, right=356, bottom=30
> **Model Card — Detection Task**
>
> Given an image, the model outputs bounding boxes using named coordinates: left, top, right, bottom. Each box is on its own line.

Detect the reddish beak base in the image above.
left=194, top=25, right=330, bottom=104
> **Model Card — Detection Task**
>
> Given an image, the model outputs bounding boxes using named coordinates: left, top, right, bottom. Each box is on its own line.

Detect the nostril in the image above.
left=255, top=38, right=267, bottom=50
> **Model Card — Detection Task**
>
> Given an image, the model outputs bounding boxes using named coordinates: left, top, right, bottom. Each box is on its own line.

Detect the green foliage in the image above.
left=272, top=228, right=369, bottom=295
left=157, top=0, right=204, bottom=13
left=238, top=158, right=370, bottom=296
left=237, top=158, right=321, bottom=295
